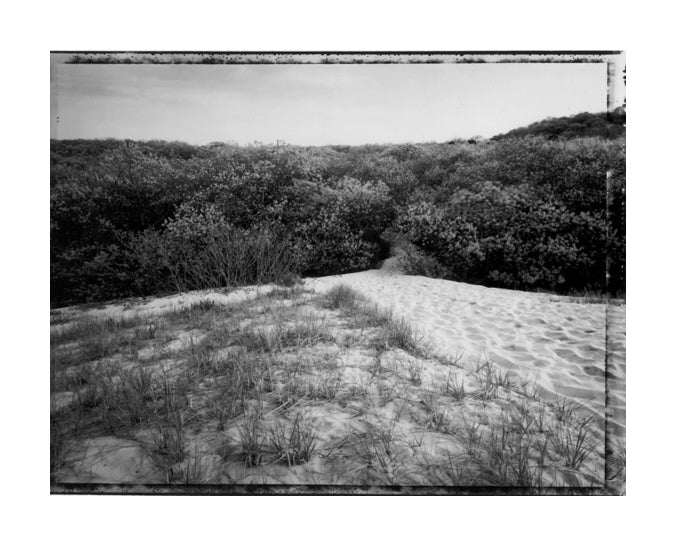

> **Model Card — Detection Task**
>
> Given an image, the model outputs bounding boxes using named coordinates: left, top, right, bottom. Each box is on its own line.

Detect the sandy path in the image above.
left=305, top=270, right=626, bottom=435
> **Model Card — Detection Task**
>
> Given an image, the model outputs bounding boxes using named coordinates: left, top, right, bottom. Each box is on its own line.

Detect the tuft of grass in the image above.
left=207, top=384, right=242, bottom=431
left=549, top=413, right=598, bottom=470
left=61, top=363, right=97, bottom=391
left=51, top=314, right=146, bottom=346
left=75, top=378, right=106, bottom=411
left=495, top=369, right=516, bottom=390
left=472, top=360, right=514, bottom=400
left=507, top=404, right=535, bottom=434
left=465, top=421, right=544, bottom=488
left=307, top=374, right=342, bottom=402
left=236, top=319, right=333, bottom=354
left=237, top=408, right=265, bottom=467
left=275, top=373, right=342, bottom=407
left=404, top=360, right=423, bottom=386
left=273, top=378, right=309, bottom=407
left=182, top=447, right=212, bottom=484
left=186, top=337, right=221, bottom=377
left=50, top=411, right=70, bottom=476
left=267, top=285, right=306, bottom=301
left=376, top=381, right=399, bottom=406
left=325, top=284, right=361, bottom=310
left=276, top=320, right=334, bottom=349
left=551, top=396, right=581, bottom=424
left=184, top=300, right=220, bottom=314
left=149, top=417, right=186, bottom=482
left=511, top=400, right=548, bottom=434
left=461, top=420, right=484, bottom=458
left=533, top=402, right=548, bottom=434
left=352, top=421, right=406, bottom=485
left=517, top=376, right=541, bottom=400
left=347, top=304, right=392, bottom=330
left=607, top=439, right=626, bottom=485
left=383, top=318, right=425, bottom=354
left=432, top=451, right=478, bottom=486
left=133, top=321, right=159, bottom=343
left=153, top=425, right=186, bottom=465
left=420, top=393, right=451, bottom=433
left=440, top=351, right=465, bottom=368
left=444, top=372, right=466, bottom=402
left=164, top=300, right=231, bottom=329
left=267, top=413, right=319, bottom=466
left=368, top=355, right=382, bottom=378
left=57, top=350, right=193, bottom=447
left=94, top=366, right=158, bottom=430
left=51, top=315, right=165, bottom=373
left=362, top=309, right=425, bottom=357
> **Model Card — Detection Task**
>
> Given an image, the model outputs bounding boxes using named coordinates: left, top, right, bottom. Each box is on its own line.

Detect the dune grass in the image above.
left=51, top=283, right=606, bottom=490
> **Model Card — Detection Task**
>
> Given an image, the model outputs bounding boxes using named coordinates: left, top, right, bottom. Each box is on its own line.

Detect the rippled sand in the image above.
left=305, top=270, right=626, bottom=437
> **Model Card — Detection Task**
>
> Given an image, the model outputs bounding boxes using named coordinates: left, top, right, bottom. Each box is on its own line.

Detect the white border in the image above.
left=4, top=1, right=675, bottom=545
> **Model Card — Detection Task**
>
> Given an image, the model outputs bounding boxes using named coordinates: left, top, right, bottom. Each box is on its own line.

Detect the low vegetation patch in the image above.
left=51, top=284, right=605, bottom=489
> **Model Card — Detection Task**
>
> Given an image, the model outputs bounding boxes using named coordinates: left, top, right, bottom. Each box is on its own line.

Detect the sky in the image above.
left=50, top=61, right=609, bottom=145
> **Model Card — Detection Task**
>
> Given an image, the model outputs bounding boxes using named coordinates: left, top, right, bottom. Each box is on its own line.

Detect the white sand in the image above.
left=305, top=270, right=626, bottom=435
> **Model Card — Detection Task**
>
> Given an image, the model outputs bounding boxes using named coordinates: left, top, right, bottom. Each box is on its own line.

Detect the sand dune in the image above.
left=52, top=270, right=626, bottom=440
left=51, top=269, right=626, bottom=488
left=305, top=270, right=626, bottom=437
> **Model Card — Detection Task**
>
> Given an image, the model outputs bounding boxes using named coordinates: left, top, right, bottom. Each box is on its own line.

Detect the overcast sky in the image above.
left=51, top=61, right=608, bottom=145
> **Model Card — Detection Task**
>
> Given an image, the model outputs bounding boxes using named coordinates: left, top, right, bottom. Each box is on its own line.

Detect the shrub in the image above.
left=445, top=181, right=608, bottom=292
left=50, top=241, right=137, bottom=306
left=289, top=178, right=394, bottom=276
left=292, top=211, right=382, bottom=276
left=397, top=243, right=454, bottom=279
left=396, top=200, right=484, bottom=280
left=396, top=179, right=612, bottom=293
left=159, top=203, right=298, bottom=292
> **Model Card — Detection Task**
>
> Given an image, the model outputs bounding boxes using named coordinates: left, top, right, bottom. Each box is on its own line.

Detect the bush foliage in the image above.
left=51, top=117, right=625, bottom=307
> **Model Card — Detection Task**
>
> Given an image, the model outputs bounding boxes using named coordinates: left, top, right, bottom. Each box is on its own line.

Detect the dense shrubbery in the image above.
left=290, top=178, right=393, bottom=275
left=51, top=114, right=625, bottom=307
left=50, top=142, right=395, bottom=305
left=437, top=181, right=608, bottom=291
left=396, top=201, right=484, bottom=281
left=493, top=108, right=625, bottom=141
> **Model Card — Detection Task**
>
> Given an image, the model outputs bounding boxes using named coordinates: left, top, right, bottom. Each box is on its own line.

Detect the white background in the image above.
left=3, top=1, right=673, bottom=544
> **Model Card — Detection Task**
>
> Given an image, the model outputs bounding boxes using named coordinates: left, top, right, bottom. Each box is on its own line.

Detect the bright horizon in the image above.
left=51, top=61, right=609, bottom=146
